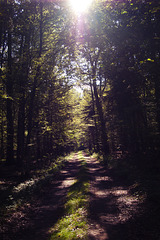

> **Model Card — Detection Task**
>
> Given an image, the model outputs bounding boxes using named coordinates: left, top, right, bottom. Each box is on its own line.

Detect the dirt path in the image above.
left=1, top=154, right=81, bottom=240
left=85, top=155, right=142, bottom=240
left=1, top=152, right=157, bottom=240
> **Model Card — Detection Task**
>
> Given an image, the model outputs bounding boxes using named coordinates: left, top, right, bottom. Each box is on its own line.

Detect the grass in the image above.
left=49, top=151, right=89, bottom=240
left=0, top=153, right=75, bottom=215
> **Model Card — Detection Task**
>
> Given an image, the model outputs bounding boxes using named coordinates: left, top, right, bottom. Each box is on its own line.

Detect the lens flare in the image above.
left=69, top=0, right=93, bottom=14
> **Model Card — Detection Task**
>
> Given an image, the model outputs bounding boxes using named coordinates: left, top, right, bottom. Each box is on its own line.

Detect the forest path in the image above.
left=1, top=152, right=145, bottom=240
left=86, top=154, right=141, bottom=240
left=1, top=153, right=81, bottom=240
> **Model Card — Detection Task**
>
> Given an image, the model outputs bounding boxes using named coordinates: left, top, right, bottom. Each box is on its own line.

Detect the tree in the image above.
left=1, top=0, right=160, bottom=171
left=0, top=0, right=77, bottom=171
left=6, top=2, right=14, bottom=165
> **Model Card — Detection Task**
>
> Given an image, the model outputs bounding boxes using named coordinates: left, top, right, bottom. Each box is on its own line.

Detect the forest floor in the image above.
left=0, top=151, right=160, bottom=240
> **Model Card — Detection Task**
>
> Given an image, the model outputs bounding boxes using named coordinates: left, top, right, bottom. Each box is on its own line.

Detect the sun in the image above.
left=69, top=0, right=93, bottom=14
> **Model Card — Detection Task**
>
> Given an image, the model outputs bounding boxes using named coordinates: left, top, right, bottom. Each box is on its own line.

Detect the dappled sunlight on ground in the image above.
left=0, top=153, right=82, bottom=240
left=1, top=151, right=156, bottom=240
left=57, top=177, right=76, bottom=188
left=89, top=223, right=109, bottom=240
left=87, top=156, right=142, bottom=240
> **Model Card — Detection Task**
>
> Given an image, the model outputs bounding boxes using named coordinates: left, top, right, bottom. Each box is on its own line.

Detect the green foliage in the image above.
left=66, top=89, right=90, bottom=150
left=0, top=0, right=160, bottom=170
left=0, top=0, right=77, bottom=164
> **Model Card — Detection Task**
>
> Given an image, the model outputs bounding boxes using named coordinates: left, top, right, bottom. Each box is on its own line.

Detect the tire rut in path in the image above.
left=1, top=154, right=81, bottom=240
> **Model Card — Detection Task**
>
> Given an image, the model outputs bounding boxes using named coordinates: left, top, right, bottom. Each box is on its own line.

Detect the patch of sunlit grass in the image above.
left=65, top=179, right=89, bottom=215
left=49, top=153, right=89, bottom=240
left=50, top=209, right=88, bottom=240
left=77, top=151, right=85, bottom=161
left=64, top=152, right=76, bottom=161
left=90, top=152, right=104, bottom=163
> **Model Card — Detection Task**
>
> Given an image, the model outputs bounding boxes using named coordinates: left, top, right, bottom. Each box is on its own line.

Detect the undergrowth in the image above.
left=0, top=153, right=75, bottom=215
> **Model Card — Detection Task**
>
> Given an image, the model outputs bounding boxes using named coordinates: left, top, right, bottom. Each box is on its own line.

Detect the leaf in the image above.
left=147, top=58, right=154, bottom=62
left=121, top=10, right=128, bottom=14
left=2, top=94, right=14, bottom=100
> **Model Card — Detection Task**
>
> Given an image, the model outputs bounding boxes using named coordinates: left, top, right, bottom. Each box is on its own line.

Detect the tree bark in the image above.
left=17, top=32, right=30, bottom=166
left=6, top=15, right=14, bottom=165
left=93, top=78, right=110, bottom=157
left=90, top=79, right=99, bottom=152
left=17, top=92, right=25, bottom=166
left=26, top=1, right=43, bottom=151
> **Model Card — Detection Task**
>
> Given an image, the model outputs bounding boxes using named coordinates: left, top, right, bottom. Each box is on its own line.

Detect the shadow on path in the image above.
left=86, top=156, right=159, bottom=240
left=1, top=155, right=81, bottom=240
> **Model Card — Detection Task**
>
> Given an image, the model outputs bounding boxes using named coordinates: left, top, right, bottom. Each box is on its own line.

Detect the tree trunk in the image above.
left=88, top=53, right=109, bottom=161
left=90, top=79, right=99, bottom=152
left=6, top=17, right=14, bottom=165
left=93, top=79, right=110, bottom=158
left=26, top=1, right=43, bottom=151
left=17, top=32, right=30, bottom=167
left=17, top=92, right=25, bottom=166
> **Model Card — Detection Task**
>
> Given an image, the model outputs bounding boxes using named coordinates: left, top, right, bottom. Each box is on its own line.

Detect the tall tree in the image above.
left=6, top=2, right=14, bottom=165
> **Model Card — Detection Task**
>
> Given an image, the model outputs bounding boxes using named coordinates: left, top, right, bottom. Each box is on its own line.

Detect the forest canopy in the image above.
left=0, top=0, right=160, bottom=170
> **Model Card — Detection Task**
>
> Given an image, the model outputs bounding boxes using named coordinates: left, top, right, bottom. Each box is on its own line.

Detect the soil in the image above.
left=0, top=154, right=81, bottom=240
left=85, top=154, right=160, bottom=240
left=86, top=155, right=141, bottom=240
left=0, top=152, right=160, bottom=240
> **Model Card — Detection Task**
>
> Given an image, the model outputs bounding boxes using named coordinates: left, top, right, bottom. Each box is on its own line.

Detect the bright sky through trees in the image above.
left=69, top=0, right=93, bottom=14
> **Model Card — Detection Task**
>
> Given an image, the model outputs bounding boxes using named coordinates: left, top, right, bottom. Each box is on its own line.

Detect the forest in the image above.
left=0, top=0, right=160, bottom=239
